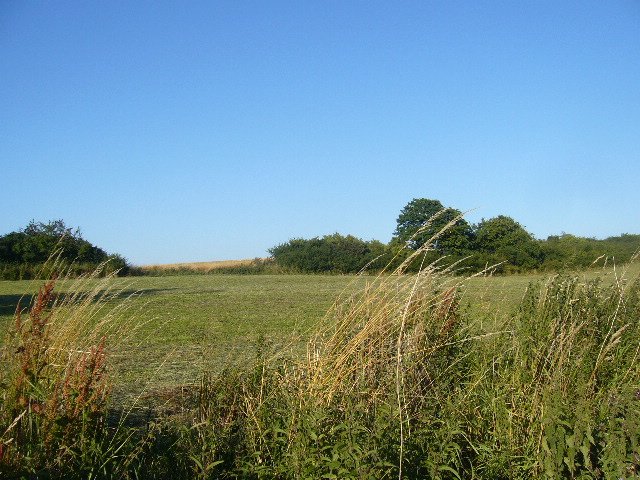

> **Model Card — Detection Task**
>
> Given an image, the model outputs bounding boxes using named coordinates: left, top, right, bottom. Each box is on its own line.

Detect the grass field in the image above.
left=2, top=262, right=637, bottom=404
left=2, top=260, right=640, bottom=477
left=0, top=274, right=369, bottom=403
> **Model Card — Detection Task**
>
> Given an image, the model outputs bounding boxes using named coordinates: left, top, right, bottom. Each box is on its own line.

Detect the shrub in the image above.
left=269, top=234, right=387, bottom=274
left=0, top=220, right=130, bottom=279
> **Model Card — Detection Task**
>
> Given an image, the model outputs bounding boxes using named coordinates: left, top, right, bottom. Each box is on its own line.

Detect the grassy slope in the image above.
left=1, top=262, right=637, bottom=403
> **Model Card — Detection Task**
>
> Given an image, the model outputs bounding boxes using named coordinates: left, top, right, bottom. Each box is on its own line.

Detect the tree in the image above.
left=539, top=233, right=640, bottom=270
left=269, top=234, right=384, bottom=273
left=474, top=216, right=542, bottom=270
left=23, top=219, right=76, bottom=238
left=393, top=198, right=473, bottom=255
left=0, top=220, right=128, bottom=279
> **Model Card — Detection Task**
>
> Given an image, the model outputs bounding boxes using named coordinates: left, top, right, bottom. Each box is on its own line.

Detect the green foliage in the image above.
left=269, top=233, right=387, bottom=274
left=0, top=220, right=129, bottom=279
left=504, top=275, right=640, bottom=477
left=472, top=215, right=542, bottom=271
left=394, top=198, right=474, bottom=255
left=540, top=233, right=640, bottom=270
left=390, top=199, right=639, bottom=273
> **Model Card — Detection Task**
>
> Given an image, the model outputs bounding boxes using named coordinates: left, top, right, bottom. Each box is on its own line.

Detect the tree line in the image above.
left=269, top=198, right=640, bottom=274
left=2, top=204, right=637, bottom=279
left=0, top=220, right=128, bottom=280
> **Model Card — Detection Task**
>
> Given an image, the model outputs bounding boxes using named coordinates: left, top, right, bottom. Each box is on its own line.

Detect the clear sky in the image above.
left=2, top=1, right=639, bottom=265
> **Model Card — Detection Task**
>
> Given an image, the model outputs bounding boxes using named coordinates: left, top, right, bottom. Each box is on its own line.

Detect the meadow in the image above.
left=1, top=274, right=369, bottom=401
left=1, top=260, right=639, bottom=478
left=1, top=265, right=634, bottom=404
left=0, top=273, right=552, bottom=377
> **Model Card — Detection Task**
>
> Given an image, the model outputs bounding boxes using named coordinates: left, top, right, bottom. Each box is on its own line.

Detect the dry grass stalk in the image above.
left=303, top=215, right=473, bottom=405
left=0, top=260, right=142, bottom=468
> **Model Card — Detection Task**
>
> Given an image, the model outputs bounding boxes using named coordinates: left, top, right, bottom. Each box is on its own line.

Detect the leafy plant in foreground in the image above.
left=0, top=268, right=141, bottom=478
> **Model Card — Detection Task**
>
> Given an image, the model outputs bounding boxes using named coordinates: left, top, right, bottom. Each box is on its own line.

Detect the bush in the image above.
left=540, top=233, right=640, bottom=270
left=0, top=220, right=130, bottom=279
left=269, top=234, right=387, bottom=274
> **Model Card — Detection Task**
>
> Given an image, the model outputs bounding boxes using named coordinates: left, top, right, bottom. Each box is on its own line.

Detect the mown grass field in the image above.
left=2, top=263, right=636, bottom=404
left=0, top=275, right=368, bottom=402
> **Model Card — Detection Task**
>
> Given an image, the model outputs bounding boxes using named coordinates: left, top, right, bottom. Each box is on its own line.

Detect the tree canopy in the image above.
left=473, top=215, right=542, bottom=270
left=0, top=220, right=128, bottom=279
left=268, top=234, right=386, bottom=274
left=393, top=198, right=473, bottom=255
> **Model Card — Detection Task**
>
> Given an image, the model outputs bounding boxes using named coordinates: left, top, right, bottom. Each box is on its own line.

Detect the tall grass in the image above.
left=0, top=263, right=143, bottom=478
left=174, top=240, right=640, bottom=478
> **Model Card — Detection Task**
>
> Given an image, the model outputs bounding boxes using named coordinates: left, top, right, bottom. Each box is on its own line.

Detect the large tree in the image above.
left=474, top=215, right=542, bottom=269
left=0, top=220, right=128, bottom=279
left=393, top=198, right=473, bottom=255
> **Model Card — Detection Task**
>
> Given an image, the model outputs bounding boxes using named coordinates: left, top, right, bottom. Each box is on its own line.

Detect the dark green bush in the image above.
left=0, top=220, right=130, bottom=279
left=269, top=234, right=387, bottom=274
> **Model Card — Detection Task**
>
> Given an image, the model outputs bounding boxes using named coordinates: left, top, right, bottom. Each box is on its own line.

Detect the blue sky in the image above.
left=2, top=1, right=639, bottom=265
